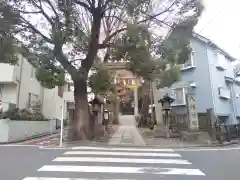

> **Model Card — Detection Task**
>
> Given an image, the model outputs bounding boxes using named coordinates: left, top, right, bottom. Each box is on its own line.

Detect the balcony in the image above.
left=0, top=63, right=20, bottom=84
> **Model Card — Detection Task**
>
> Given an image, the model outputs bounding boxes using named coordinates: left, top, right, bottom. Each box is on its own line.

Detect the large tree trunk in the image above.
left=138, top=80, right=150, bottom=127
left=68, top=78, right=93, bottom=141
left=112, top=100, right=120, bottom=124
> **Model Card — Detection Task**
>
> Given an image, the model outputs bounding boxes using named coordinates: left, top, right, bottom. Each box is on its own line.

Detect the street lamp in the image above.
left=158, top=94, right=175, bottom=139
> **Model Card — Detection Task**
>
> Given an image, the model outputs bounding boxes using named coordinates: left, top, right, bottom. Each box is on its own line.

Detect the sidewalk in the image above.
left=139, top=127, right=240, bottom=148
left=108, top=115, right=146, bottom=146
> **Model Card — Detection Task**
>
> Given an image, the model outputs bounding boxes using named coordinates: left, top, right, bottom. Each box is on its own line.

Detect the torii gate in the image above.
left=103, top=62, right=142, bottom=116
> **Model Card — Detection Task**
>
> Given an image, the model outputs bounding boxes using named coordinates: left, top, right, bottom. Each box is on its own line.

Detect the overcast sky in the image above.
left=194, top=0, right=240, bottom=59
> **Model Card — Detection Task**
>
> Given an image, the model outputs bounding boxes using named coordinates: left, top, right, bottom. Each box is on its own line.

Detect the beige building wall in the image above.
left=0, top=55, right=66, bottom=119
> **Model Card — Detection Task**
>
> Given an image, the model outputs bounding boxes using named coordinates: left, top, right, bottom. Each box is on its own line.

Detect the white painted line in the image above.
left=175, top=147, right=240, bottom=152
left=0, top=144, right=40, bottom=147
left=22, top=178, right=130, bottom=180
left=39, top=147, right=68, bottom=150
left=72, top=146, right=174, bottom=152
left=64, top=151, right=181, bottom=157
left=38, top=165, right=205, bottom=176
left=53, top=157, right=191, bottom=164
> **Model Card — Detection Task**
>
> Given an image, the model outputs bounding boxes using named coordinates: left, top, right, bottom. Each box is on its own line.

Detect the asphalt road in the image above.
left=0, top=146, right=64, bottom=180
left=0, top=145, right=240, bottom=180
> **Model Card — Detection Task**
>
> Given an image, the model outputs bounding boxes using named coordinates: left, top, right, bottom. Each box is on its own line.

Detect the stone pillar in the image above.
left=134, top=87, right=138, bottom=116
left=152, top=80, right=164, bottom=125
left=186, top=93, right=199, bottom=131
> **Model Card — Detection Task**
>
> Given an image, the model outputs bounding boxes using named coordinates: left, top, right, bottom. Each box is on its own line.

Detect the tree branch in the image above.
left=54, top=45, right=77, bottom=77
left=74, top=0, right=93, bottom=12
left=20, top=18, right=53, bottom=44
left=44, top=0, right=58, bottom=18
left=100, top=0, right=177, bottom=46
left=31, top=0, right=54, bottom=26
left=138, top=0, right=177, bottom=24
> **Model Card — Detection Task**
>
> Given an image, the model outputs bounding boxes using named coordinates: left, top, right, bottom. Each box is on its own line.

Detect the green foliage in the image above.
left=3, top=108, right=47, bottom=121
left=0, top=109, right=4, bottom=119
left=0, top=1, right=21, bottom=64
left=0, top=0, right=203, bottom=89
left=88, top=65, right=112, bottom=94
left=156, top=66, right=181, bottom=88
left=35, top=68, right=65, bottom=89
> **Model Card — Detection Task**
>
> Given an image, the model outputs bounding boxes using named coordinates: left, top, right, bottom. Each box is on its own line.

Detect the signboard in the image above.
left=124, top=84, right=140, bottom=89
left=187, top=95, right=199, bottom=130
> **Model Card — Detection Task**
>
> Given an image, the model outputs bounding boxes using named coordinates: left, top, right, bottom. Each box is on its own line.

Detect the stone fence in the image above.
left=0, top=119, right=58, bottom=143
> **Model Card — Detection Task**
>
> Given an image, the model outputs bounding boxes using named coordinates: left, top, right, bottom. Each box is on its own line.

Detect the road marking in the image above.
left=64, top=151, right=181, bottom=157
left=0, top=144, right=40, bottom=147
left=53, top=157, right=191, bottom=164
left=175, top=146, right=240, bottom=151
left=72, top=146, right=174, bottom=152
left=23, top=178, right=131, bottom=180
left=38, top=165, right=205, bottom=176
left=19, top=134, right=59, bottom=144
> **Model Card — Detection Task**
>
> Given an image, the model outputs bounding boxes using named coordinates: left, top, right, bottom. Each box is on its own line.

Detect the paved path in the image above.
left=22, top=145, right=205, bottom=180
left=108, top=115, right=146, bottom=146
left=17, top=129, right=68, bottom=147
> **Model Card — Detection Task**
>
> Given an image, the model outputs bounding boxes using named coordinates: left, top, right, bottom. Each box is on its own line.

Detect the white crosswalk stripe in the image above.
left=22, top=146, right=206, bottom=180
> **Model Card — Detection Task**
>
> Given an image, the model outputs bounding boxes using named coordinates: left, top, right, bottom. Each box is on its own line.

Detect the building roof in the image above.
left=192, top=33, right=236, bottom=61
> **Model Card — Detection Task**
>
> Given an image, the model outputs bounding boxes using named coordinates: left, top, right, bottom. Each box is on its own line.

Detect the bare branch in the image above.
left=31, top=0, right=54, bottom=25
left=20, top=18, right=53, bottom=44
left=43, top=0, right=58, bottom=18
left=138, top=0, right=177, bottom=24
left=74, top=0, right=93, bottom=12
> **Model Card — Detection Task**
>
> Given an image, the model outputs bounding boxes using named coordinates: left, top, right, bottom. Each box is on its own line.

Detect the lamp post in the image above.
left=158, top=94, right=175, bottom=139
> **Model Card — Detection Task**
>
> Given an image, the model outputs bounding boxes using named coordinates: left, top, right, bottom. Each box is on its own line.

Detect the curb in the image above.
left=63, top=125, right=120, bottom=147
left=0, top=130, right=60, bottom=145
left=144, top=140, right=239, bottom=149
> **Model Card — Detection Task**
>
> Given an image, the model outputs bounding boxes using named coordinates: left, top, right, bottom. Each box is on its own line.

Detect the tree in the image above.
left=88, top=65, right=112, bottom=95
left=0, top=0, right=203, bottom=140
left=110, top=15, right=203, bottom=127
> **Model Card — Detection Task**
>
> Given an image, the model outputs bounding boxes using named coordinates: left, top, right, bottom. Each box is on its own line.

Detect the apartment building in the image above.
left=154, top=33, right=240, bottom=125
left=0, top=54, right=66, bottom=120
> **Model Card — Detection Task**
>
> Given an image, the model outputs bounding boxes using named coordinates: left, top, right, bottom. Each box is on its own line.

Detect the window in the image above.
left=180, top=51, right=195, bottom=69
left=218, top=87, right=230, bottom=99
left=216, top=52, right=226, bottom=70
left=171, top=88, right=186, bottom=105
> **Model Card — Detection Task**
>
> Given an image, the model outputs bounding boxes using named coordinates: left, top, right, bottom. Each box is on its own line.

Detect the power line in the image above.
left=197, top=2, right=226, bottom=33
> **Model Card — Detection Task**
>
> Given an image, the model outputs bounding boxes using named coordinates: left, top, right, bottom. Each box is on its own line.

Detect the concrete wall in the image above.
left=0, top=119, right=57, bottom=143
left=42, top=87, right=66, bottom=120
left=157, top=37, right=240, bottom=125
left=17, top=57, right=43, bottom=109
left=0, top=55, right=67, bottom=120
left=207, top=47, right=240, bottom=124
left=176, top=39, right=214, bottom=113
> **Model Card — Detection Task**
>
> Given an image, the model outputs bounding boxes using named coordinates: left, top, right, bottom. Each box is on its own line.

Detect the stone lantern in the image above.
left=158, top=94, right=175, bottom=139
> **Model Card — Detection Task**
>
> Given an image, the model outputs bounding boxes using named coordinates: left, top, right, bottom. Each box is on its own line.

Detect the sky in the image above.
left=194, top=0, right=240, bottom=59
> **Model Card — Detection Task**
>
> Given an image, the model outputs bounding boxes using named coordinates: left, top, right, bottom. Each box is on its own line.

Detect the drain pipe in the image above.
left=16, top=56, right=24, bottom=108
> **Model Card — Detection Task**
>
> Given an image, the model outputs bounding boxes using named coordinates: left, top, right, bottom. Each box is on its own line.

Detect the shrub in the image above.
left=32, top=111, right=45, bottom=121
left=4, top=108, right=21, bottom=120
left=0, top=109, right=4, bottom=119
left=3, top=108, right=46, bottom=121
